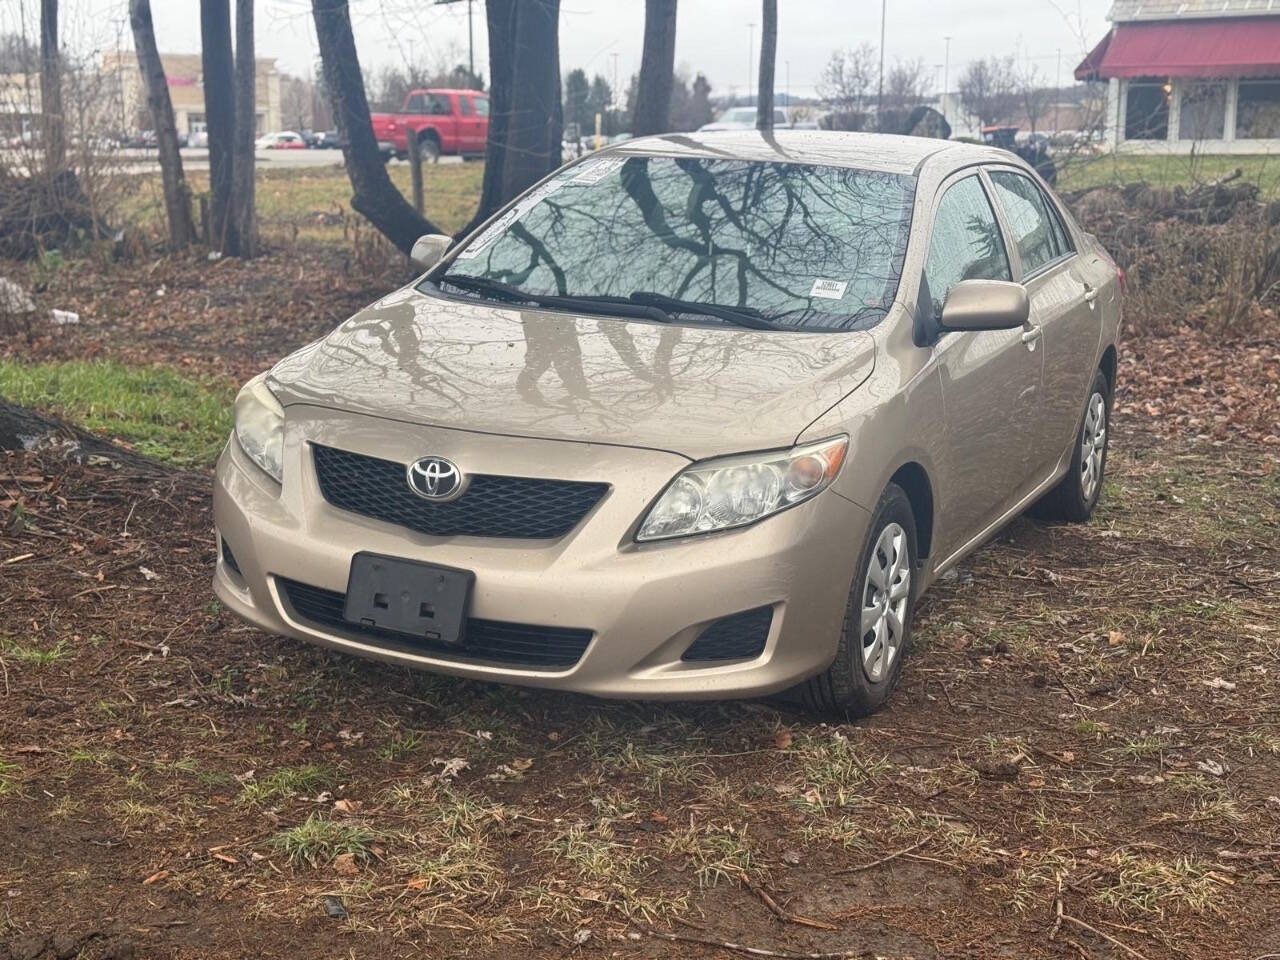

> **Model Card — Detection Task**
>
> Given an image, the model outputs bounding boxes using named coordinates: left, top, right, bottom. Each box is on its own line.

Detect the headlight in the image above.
left=233, top=374, right=285, bottom=483
left=636, top=436, right=848, bottom=542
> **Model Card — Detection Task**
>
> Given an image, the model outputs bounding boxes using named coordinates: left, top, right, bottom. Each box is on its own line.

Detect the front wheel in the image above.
left=1032, top=368, right=1112, bottom=523
left=800, top=483, right=918, bottom=717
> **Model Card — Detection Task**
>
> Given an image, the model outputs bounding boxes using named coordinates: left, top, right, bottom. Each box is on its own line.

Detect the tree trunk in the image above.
left=632, top=0, right=677, bottom=138
left=200, top=0, right=237, bottom=253
left=230, top=0, right=256, bottom=257
left=39, top=0, right=64, bottom=173
left=756, top=0, right=777, bottom=131
left=311, top=0, right=440, bottom=254
left=463, top=0, right=516, bottom=233
left=462, top=0, right=561, bottom=236
left=130, top=0, right=195, bottom=249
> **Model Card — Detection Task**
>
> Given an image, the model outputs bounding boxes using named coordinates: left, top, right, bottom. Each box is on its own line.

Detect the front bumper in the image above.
left=212, top=405, right=868, bottom=699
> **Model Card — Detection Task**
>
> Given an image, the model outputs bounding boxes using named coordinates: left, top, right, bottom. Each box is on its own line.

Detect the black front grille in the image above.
left=277, top=577, right=593, bottom=670
left=312, top=444, right=608, bottom=540
left=683, top=607, right=773, bottom=662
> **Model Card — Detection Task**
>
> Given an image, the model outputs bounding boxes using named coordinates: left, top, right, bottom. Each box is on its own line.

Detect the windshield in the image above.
left=436, top=155, right=916, bottom=331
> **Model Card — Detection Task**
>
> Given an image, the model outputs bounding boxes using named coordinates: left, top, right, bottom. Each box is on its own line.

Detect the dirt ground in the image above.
left=1, top=253, right=1279, bottom=960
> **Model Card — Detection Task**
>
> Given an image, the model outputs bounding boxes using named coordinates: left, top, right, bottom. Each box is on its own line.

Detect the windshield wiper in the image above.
left=437, top=274, right=672, bottom=324
left=626, top=291, right=781, bottom=330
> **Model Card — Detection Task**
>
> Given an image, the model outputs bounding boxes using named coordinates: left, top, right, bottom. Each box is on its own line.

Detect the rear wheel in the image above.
left=419, top=133, right=441, bottom=163
left=801, top=484, right=918, bottom=717
left=1032, top=368, right=1111, bottom=523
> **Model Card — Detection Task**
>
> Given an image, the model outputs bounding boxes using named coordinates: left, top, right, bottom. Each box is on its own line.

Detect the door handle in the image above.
left=1083, top=283, right=1098, bottom=306
left=1021, top=324, right=1043, bottom=348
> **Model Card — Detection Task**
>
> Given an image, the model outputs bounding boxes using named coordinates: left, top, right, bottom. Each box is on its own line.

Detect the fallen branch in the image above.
left=739, top=873, right=837, bottom=931
left=834, top=832, right=939, bottom=875
left=642, top=927, right=868, bottom=959
left=1053, top=898, right=1150, bottom=960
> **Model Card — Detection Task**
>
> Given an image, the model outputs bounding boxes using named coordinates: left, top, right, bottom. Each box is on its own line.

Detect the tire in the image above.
left=800, top=483, right=919, bottom=717
left=1031, top=368, right=1112, bottom=523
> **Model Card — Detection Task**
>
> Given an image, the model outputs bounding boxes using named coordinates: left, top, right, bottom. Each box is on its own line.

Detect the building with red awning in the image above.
left=1076, top=0, right=1280, bottom=153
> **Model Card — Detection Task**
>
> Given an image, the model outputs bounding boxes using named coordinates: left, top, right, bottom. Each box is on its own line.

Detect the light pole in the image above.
left=943, top=35, right=951, bottom=126
left=876, top=0, right=886, bottom=119
left=432, top=0, right=476, bottom=83
left=747, top=22, right=755, bottom=106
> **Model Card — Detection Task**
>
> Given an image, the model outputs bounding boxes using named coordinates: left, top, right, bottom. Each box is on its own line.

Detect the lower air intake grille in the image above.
left=683, top=606, right=773, bottom=662
left=277, top=577, right=592, bottom=670
left=220, top=537, right=243, bottom=577
left=312, top=444, right=608, bottom=539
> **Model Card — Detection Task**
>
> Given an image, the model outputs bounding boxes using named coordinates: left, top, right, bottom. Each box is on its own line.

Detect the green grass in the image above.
left=239, top=764, right=335, bottom=805
left=0, top=636, right=71, bottom=665
left=1058, top=152, right=1280, bottom=198
left=0, top=359, right=235, bottom=465
left=268, top=813, right=377, bottom=868
left=0, top=758, right=19, bottom=796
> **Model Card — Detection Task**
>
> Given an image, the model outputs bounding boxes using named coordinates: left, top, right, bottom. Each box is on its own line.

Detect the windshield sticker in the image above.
left=454, top=208, right=520, bottom=260
left=570, top=157, right=626, bottom=185
left=810, top=278, right=849, bottom=300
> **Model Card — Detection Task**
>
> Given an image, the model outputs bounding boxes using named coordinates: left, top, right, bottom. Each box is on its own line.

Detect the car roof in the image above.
left=407, top=87, right=487, bottom=96
left=604, top=129, right=1013, bottom=176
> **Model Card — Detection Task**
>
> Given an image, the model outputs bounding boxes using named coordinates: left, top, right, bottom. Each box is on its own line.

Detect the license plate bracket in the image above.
left=343, top=553, right=473, bottom=644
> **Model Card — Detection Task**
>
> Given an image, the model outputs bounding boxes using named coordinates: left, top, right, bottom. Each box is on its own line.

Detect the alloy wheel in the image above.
left=1079, top=391, right=1107, bottom=501
left=861, top=522, right=911, bottom=683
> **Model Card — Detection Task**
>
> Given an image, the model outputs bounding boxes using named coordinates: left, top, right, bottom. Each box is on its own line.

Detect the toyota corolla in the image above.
left=214, top=131, right=1121, bottom=715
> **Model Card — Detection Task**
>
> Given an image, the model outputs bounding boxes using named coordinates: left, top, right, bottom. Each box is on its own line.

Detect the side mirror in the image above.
left=410, top=233, right=452, bottom=272
left=938, top=279, right=1030, bottom=332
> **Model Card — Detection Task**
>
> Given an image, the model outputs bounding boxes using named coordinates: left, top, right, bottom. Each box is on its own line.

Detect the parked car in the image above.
left=312, top=130, right=341, bottom=149
left=699, top=105, right=788, bottom=131
left=369, top=88, right=489, bottom=161
left=215, top=131, right=1122, bottom=715
left=255, top=131, right=308, bottom=150
left=187, top=130, right=209, bottom=149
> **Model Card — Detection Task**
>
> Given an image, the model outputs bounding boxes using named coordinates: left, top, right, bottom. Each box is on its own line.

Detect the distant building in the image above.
left=1077, top=0, right=1280, bottom=152
left=0, top=73, right=39, bottom=138
left=100, top=51, right=282, bottom=135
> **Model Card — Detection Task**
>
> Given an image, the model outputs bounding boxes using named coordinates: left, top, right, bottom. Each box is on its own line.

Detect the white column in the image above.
left=1224, top=78, right=1238, bottom=144
left=1107, top=77, right=1122, bottom=148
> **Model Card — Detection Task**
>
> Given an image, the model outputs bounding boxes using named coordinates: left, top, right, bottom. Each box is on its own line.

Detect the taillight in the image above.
left=1116, top=267, right=1126, bottom=293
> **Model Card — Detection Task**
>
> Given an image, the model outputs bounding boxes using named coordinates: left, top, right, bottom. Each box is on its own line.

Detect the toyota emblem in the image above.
left=406, top=456, right=464, bottom=501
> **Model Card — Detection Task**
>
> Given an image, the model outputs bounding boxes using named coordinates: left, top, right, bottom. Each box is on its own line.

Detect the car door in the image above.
left=925, top=172, right=1046, bottom=559
left=457, top=94, right=484, bottom=153
left=985, top=167, right=1100, bottom=475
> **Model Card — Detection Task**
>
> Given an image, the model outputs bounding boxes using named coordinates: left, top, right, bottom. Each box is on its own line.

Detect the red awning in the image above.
left=1075, top=18, right=1280, bottom=80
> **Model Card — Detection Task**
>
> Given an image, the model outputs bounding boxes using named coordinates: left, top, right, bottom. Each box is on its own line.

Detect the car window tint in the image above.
left=923, top=176, right=1011, bottom=318
left=474, top=97, right=490, bottom=117
left=988, top=170, right=1067, bottom=275
left=405, top=94, right=424, bottom=113
left=425, top=94, right=452, bottom=115
left=459, top=96, right=474, bottom=116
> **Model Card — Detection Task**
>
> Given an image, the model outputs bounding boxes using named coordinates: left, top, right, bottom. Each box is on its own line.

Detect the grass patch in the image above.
left=0, top=758, right=19, bottom=796
left=240, top=764, right=335, bottom=805
left=0, top=636, right=70, bottom=666
left=268, top=813, right=376, bottom=868
left=1059, top=152, right=1280, bottom=198
left=375, top=731, right=425, bottom=763
left=0, top=360, right=235, bottom=465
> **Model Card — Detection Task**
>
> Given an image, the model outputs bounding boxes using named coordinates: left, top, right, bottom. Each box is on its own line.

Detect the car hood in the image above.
left=268, top=286, right=876, bottom=460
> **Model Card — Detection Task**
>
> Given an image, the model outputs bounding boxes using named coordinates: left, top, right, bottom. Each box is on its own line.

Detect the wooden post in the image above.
left=407, top=132, right=424, bottom=215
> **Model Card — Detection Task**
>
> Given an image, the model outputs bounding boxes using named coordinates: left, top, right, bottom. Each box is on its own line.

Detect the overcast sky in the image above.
left=60, top=0, right=1113, bottom=99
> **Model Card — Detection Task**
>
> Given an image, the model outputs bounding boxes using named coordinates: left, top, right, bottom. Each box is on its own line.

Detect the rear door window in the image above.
left=424, top=93, right=452, bottom=116
left=923, top=175, right=1012, bottom=318
left=988, top=170, right=1072, bottom=276
left=474, top=97, right=490, bottom=117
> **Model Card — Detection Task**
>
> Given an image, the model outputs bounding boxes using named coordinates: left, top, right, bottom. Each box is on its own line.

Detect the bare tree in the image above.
left=884, top=58, right=929, bottom=110
left=201, top=0, right=236, bottom=251
left=1017, top=64, right=1053, bottom=134
left=817, top=43, right=876, bottom=125
left=464, top=0, right=561, bottom=233
left=958, top=55, right=1018, bottom=128
left=756, top=0, right=776, bottom=130
left=231, top=0, right=255, bottom=256
left=129, top=0, right=195, bottom=248
left=311, top=0, right=440, bottom=253
left=39, top=0, right=63, bottom=173
left=631, top=0, right=676, bottom=137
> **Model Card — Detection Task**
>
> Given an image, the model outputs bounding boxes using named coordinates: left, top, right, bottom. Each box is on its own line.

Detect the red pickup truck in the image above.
left=369, top=88, right=490, bottom=162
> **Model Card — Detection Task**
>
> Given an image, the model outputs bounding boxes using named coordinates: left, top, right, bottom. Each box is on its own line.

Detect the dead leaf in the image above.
left=1107, top=629, right=1126, bottom=647
left=333, top=798, right=363, bottom=815
left=333, top=852, right=359, bottom=876
left=139, top=565, right=160, bottom=581
left=774, top=729, right=794, bottom=750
